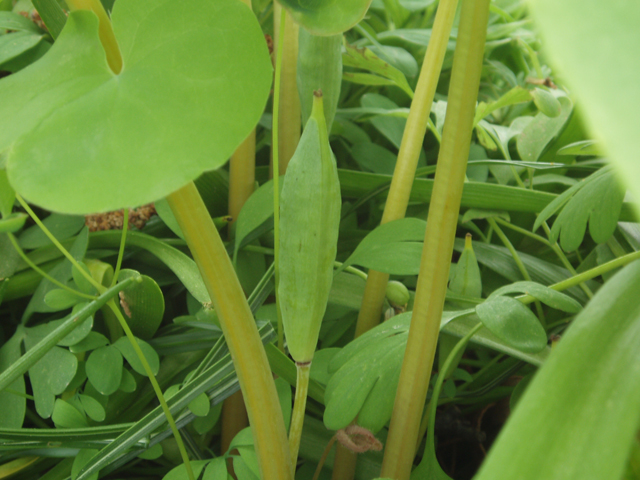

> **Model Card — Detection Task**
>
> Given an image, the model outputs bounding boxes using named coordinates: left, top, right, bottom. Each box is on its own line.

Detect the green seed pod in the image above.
left=297, top=29, right=342, bottom=132
left=385, top=280, right=410, bottom=309
left=278, top=92, right=341, bottom=363
left=449, top=233, right=482, bottom=298
left=531, top=87, right=562, bottom=118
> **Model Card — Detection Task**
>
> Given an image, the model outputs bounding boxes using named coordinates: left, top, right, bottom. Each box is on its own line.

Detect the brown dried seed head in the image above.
left=335, top=425, right=383, bottom=453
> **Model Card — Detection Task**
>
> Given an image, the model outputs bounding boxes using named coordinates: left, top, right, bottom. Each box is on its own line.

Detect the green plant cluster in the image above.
left=0, top=0, right=639, bottom=479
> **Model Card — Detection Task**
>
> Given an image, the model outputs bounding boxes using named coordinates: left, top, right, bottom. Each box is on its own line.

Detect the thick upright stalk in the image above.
left=166, top=183, right=292, bottom=480
left=380, top=1, right=491, bottom=478
left=224, top=0, right=256, bottom=446
left=273, top=2, right=301, bottom=173
left=228, top=130, right=256, bottom=229
left=354, top=0, right=459, bottom=336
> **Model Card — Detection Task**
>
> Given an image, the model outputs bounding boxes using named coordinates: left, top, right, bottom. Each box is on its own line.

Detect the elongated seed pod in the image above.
left=297, top=29, right=342, bottom=132
left=278, top=91, right=341, bottom=363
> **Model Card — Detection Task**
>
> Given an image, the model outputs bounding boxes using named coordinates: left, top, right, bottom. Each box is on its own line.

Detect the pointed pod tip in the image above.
left=464, top=232, right=473, bottom=250
left=310, top=90, right=327, bottom=129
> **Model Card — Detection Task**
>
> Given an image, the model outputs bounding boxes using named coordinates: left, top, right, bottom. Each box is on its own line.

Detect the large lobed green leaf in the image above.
left=474, top=260, right=640, bottom=480
left=3, top=0, right=272, bottom=214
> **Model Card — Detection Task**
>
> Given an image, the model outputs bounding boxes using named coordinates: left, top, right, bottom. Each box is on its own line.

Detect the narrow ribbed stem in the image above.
left=354, top=0, right=459, bottom=336
left=381, top=0, right=491, bottom=478
left=289, top=363, right=311, bottom=471
left=167, top=182, right=292, bottom=480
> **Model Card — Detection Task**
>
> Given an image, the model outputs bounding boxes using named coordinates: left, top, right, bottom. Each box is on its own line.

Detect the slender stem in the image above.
left=331, top=446, right=358, bottom=480
left=520, top=249, right=640, bottom=304
left=273, top=3, right=301, bottom=174
left=15, top=194, right=105, bottom=294
left=239, top=244, right=369, bottom=281
left=273, top=5, right=287, bottom=352
left=106, top=300, right=195, bottom=480
left=541, top=222, right=593, bottom=298
left=166, top=182, right=292, bottom=480
left=494, top=217, right=552, bottom=247
left=381, top=0, right=491, bottom=477
left=111, top=208, right=128, bottom=287
left=289, top=363, right=311, bottom=471
left=6, top=233, right=96, bottom=300
left=426, top=324, right=482, bottom=451
left=354, top=0, right=459, bottom=338
left=65, top=0, right=122, bottom=74
left=487, top=217, right=546, bottom=326
left=518, top=38, right=543, bottom=79
left=313, top=436, right=338, bottom=480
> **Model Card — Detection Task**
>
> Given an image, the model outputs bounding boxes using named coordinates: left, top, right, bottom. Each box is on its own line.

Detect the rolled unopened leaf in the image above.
left=278, top=91, right=341, bottom=363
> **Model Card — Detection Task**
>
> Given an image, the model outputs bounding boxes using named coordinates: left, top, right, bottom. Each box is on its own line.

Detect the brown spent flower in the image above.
left=85, top=204, right=157, bottom=232
left=335, top=425, right=383, bottom=454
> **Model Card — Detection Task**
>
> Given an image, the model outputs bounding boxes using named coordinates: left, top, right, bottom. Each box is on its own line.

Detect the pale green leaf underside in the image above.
left=4, top=0, right=272, bottom=214
left=475, top=260, right=640, bottom=480
left=527, top=0, right=640, bottom=211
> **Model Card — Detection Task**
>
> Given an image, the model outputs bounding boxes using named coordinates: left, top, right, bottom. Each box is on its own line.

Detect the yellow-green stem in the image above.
left=331, top=445, right=358, bottom=480
left=225, top=0, right=256, bottom=449
left=273, top=2, right=301, bottom=174
left=65, top=0, right=122, bottom=74
left=354, top=0, right=459, bottom=337
left=289, top=363, right=311, bottom=471
left=380, top=0, right=491, bottom=477
left=541, top=222, right=593, bottom=298
left=229, top=130, right=256, bottom=228
left=106, top=300, right=195, bottom=480
left=166, top=182, right=292, bottom=480
left=487, top=217, right=546, bottom=327
left=15, top=194, right=104, bottom=294
left=273, top=5, right=287, bottom=352
left=111, top=208, right=128, bottom=287
left=6, top=233, right=96, bottom=301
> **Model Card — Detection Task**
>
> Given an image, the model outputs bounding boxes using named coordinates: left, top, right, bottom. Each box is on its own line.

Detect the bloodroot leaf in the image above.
left=475, top=296, right=547, bottom=353
left=2, top=0, right=272, bottom=214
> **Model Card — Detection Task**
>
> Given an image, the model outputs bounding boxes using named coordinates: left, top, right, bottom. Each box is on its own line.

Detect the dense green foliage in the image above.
left=0, top=0, right=639, bottom=479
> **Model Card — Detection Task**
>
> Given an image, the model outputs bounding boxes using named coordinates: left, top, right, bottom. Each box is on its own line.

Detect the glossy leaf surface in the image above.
left=3, top=0, right=272, bottom=214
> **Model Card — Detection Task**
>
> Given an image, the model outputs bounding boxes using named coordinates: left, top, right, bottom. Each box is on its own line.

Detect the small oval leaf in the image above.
left=476, top=296, right=547, bottom=353
left=112, top=336, right=159, bottom=376
left=86, top=346, right=123, bottom=395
